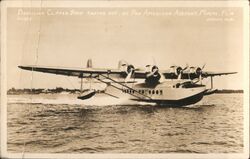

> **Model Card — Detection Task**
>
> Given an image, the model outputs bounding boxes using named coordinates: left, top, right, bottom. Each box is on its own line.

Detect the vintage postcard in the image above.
left=1, top=0, right=249, bottom=159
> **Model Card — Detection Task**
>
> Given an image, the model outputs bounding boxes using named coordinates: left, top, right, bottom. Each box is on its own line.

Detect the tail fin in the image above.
left=87, top=59, right=92, bottom=68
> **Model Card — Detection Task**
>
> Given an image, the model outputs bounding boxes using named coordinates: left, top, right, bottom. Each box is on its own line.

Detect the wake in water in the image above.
left=7, top=94, right=156, bottom=106
left=7, top=94, right=211, bottom=108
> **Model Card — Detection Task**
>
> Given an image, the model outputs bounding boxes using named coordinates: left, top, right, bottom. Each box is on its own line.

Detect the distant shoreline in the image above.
left=7, top=87, right=243, bottom=95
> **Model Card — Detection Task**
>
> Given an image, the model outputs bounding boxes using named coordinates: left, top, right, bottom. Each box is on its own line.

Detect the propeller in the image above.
left=145, top=65, right=161, bottom=85
left=146, top=65, right=160, bottom=77
left=125, top=65, right=135, bottom=82
left=191, top=63, right=206, bottom=84
left=169, top=64, right=188, bottom=80
left=177, top=64, right=189, bottom=80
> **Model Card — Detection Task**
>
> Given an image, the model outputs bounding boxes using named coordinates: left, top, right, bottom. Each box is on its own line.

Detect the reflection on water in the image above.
left=7, top=94, right=243, bottom=153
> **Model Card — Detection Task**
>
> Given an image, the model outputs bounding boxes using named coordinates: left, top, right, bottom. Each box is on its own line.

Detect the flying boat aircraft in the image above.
left=18, top=59, right=237, bottom=106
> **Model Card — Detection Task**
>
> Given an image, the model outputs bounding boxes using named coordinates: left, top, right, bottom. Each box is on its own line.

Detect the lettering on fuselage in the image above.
left=122, top=89, right=163, bottom=95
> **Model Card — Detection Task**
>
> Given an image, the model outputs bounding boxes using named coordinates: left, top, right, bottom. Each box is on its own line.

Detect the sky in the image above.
left=6, top=7, right=244, bottom=90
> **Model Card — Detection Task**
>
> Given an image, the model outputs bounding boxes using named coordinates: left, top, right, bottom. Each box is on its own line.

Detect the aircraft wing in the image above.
left=18, top=65, right=146, bottom=78
left=19, top=65, right=237, bottom=79
left=201, top=71, right=237, bottom=77
left=161, top=70, right=237, bottom=79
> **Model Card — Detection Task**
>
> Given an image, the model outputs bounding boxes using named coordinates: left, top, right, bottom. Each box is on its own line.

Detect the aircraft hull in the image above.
left=105, top=81, right=207, bottom=107
left=132, top=90, right=205, bottom=106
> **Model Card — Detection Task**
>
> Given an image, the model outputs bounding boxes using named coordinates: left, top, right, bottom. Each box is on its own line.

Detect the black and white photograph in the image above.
left=1, top=1, right=249, bottom=158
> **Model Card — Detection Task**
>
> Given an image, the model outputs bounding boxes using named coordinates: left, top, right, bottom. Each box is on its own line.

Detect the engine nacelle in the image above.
left=120, top=63, right=135, bottom=78
left=145, top=65, right=161, bottom=85
left=187, top=66, right=203, bottom=80
left=126, top=64, right=135, bottom=76
left=170, top=66, right=183, bottom=76
left=189, top=67, right=202, bottom=76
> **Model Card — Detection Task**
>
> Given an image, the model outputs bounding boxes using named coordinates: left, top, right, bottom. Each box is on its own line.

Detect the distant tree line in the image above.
left=7, top=87, right=104, bottom=95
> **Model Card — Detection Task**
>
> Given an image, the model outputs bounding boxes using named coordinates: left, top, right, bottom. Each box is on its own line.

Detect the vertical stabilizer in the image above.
left=87, top=59, right=93, bottom=68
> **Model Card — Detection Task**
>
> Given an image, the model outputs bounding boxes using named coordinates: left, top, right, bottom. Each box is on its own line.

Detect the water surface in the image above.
left=7, top=94, right=243, bottom=153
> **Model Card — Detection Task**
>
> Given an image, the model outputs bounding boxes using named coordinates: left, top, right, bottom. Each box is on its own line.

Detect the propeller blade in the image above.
left=182, top=66, right=188, bottom=71
left=177, top=74, right=181, bottom=80
left=125, top=72, right=132, bottom=83
left=202, top=63, right=206, bottom=70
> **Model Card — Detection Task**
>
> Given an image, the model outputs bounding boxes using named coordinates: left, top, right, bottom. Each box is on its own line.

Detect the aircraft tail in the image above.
left=87, top=59, right=92, bottom=68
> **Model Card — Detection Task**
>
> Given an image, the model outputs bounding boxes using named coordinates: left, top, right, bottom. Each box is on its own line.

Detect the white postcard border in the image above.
left=1, top=1, right=249, bottom=159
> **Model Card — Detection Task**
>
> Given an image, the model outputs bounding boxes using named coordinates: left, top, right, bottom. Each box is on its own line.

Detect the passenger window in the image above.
left=142, top=90, right=144, bottom=94
left=156, top=90, right=159, bottom=94
left=160, top=90, right=163, bottom=95
left=152, top=90, right=155, bottom=94
left=149, top=90, right=151, bottom=94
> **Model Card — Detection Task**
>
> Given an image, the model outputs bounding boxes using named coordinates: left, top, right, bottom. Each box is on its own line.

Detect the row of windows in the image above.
left=123, top=89, right=163, bottom=95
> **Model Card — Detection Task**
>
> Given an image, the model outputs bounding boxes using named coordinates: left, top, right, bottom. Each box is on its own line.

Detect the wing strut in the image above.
left=204, top=76, right=217, bottom=96
left=98, top=74, right=152, bottom=100
left=80, top=77, right=83, bottom=93
left=96, top=77, right=144, bottom=99
left=103, top=92, right=119, bottom=99
left=211, top=76, right=213, bottom=89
